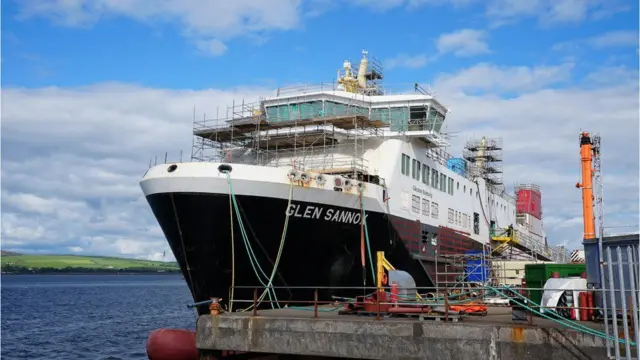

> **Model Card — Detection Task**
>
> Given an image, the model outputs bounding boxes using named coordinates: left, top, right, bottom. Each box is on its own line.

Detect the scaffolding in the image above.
left=434, top=248, right=554, bottom=302
left=191, top=99, right=387, bottom=178
left=190, top=51, right=452, bottom=179
left=463, top=136, right=504, bottom=189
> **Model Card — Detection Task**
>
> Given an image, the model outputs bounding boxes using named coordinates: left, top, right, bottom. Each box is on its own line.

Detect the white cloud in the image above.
left=588, top=30, right=638, bottom=48
left=436, top=29, right=490, bottom=57
left=1, top=62, right=637, bottom=259
left=195, top=38, right=228, bottom=57
left=431, top=64, right=638, bottom=248
left=14, top=0, right=303, bottom=54
left=348, top=0, right=625, bottom=26
left=385, top=54, right=429, bottom=69
left=485, top=0, right=625, bottom=26
left=433, top=62, right=575, bottom=94
left=553, top=30, right=638, bottom=52
left=1, top=83, right=272, bottom=260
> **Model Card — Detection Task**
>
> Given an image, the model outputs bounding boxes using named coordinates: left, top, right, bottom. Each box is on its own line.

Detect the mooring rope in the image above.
left=221, top=170, right=294, bottom=311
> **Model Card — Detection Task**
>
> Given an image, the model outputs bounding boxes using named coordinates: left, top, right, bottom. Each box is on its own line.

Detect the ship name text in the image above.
left=413, top=185, right=433, bottom=198
left=285, top=204, right=369, bottom=224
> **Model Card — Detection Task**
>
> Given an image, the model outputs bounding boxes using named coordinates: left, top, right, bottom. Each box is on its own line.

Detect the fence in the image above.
left=599, top=243, right=639, bottom=360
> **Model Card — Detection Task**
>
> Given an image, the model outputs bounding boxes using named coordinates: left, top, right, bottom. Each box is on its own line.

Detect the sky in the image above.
left=1, top=0, right=638, bottom=262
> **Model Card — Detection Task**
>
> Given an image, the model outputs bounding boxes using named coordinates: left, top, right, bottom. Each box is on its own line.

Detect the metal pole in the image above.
left=606, top=247, right=621, bottom=359
left=444, top=283, right=449, bottom=322
left=314, top=289, right=318, bottom=319
left=253, top=288, right=258, bottom=317
left=616, top=246, right=631, bottom=359
left=630, top=245, right=640, bottom=354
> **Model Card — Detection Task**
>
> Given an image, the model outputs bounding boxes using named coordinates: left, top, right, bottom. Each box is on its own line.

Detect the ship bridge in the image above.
left=190, top=49, right=450, bottom=176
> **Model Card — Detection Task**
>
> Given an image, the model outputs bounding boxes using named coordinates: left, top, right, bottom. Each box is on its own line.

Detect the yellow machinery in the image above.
left=376, top=251, right=423, bottom=300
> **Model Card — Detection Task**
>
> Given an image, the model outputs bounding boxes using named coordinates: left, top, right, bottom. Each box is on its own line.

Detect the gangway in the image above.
left=491, top=228, right=556, bottom=261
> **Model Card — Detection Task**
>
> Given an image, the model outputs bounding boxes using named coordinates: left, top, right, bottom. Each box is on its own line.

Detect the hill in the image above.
left=0, top=253, right=181, bottom=274
left=1, top=250, right=22, bottom=256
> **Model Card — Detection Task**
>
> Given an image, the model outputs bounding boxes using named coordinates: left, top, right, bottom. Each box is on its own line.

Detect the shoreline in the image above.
left=1, top=271, right=182, bottom=276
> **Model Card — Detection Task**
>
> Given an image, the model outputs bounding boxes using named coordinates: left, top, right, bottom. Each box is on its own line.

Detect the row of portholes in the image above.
left=287, top=169, right=365, bottom=191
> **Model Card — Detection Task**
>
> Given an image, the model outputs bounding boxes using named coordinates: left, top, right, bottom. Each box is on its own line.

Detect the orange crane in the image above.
left=575, top=131, right=599, bottom=241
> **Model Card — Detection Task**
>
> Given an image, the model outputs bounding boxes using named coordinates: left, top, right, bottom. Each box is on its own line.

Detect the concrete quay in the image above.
left=196, top=306, right=608, bottom=360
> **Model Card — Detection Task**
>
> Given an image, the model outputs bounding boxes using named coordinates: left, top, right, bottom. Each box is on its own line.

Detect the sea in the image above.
left=1, top=274, right=196, bottom=360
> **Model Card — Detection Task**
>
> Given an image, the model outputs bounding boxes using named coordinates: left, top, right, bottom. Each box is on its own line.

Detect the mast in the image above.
left=576, top=131, right=596, bottom=241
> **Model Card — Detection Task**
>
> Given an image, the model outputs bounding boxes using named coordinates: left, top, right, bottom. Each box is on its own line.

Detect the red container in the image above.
left=517, top=188, right=542, bottom=219
left=586, top=292, right=594, bottom=321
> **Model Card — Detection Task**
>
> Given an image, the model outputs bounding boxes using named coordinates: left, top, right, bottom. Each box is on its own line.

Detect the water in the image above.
left=1, top=274, right=196, bottom=360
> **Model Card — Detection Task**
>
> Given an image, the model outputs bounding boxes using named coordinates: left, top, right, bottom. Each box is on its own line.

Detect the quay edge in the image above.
left=195, top=311, right=608, bottom=360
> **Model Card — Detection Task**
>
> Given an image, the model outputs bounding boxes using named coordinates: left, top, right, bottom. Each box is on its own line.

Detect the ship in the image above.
left=140, top=50, right=570, bottom=315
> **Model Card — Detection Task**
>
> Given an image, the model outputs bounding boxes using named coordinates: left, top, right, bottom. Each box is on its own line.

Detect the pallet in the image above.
left=338, top=310, right=465, bottom=322
left=393, top=313, right=465, bottom=322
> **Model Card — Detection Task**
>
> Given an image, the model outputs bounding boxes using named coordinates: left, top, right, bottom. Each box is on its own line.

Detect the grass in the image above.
left=0, top=254, right=180, bottom=271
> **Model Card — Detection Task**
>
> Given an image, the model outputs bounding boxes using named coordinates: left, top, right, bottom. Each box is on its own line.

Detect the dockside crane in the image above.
left=575, top=131, right=602, bottom=243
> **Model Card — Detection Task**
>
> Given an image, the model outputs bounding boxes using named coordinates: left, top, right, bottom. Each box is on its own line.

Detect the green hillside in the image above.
left=1, top=253, right=181, bottom=274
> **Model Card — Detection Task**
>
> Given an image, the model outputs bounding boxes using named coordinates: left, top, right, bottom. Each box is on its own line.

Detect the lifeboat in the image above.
left=146, top=328, right=198, bottom=360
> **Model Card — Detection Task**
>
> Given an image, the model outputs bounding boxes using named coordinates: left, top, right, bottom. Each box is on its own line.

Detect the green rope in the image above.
left=487, top=284, right=637, bottom=346
left=223, top=172, right=281, bottom=308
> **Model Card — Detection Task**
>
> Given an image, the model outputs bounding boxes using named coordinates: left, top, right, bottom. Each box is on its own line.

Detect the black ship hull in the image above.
left=146, top=192, right=483, bottom=315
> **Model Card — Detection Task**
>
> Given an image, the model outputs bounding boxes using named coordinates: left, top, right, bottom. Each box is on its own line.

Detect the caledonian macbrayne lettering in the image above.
left=286, top=204, right=368, bottom=224
left=413, top=185, right=433, bottom=198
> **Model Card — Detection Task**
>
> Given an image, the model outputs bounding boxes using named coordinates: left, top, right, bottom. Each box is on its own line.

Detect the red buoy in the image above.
left=146, top=328, right=198, bottom=360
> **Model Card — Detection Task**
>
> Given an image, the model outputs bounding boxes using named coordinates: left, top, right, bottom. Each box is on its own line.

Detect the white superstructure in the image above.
left=148, top=49, right=569, bottom=263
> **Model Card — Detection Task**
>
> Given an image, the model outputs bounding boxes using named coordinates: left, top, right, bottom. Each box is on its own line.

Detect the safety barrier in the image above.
left=599, top=244, right=639, bottom=360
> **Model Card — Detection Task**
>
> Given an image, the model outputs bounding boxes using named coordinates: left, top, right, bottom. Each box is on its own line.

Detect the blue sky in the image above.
left=3, top=0, right=637, bottom=89
left=2, top=0, right=638, bottom=260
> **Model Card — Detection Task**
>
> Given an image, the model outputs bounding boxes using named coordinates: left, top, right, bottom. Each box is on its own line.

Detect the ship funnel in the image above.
left=357, top=50, right=368, bottom=89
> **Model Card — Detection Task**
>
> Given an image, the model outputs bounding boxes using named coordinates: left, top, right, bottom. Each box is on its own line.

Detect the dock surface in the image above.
left=196, top=306, right=609, bottom=360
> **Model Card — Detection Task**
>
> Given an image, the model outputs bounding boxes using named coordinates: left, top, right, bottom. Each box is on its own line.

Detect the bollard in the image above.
left=253, top=288, right=258, bottom=316
left=314, top=289, right=318, bottom=318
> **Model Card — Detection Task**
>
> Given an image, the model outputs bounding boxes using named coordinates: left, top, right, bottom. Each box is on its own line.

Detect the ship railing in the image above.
left=190, top=143, right=372, bottom=174
left=147, top=151, right=188, bottom=168
left=274, top=82, right=438, bottom=98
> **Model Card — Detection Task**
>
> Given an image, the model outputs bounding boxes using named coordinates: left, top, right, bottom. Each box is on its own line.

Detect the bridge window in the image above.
left=440, top=174, right=446, bottom=192
left=421, top=164, right=429, bottom=185
left=401, top=154, right=410, bottom=175
left=411, top=159, right=417, bottom=179
left=413, top=160, right=421, bottom=181
left=432, top=170, right=438, bottom=189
